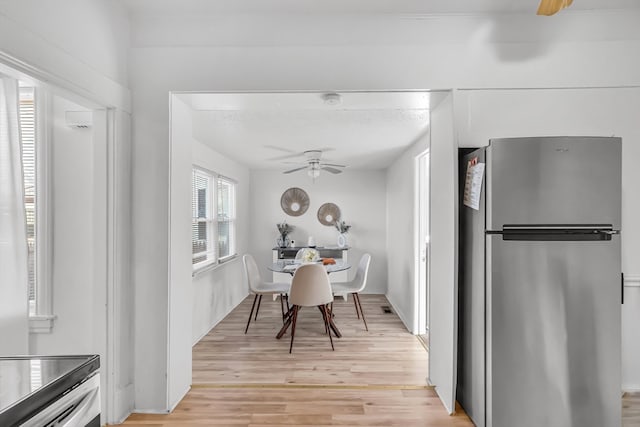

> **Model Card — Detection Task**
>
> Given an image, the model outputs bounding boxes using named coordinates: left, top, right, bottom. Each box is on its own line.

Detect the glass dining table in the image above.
left=268, top=259, right=351, bottom=275
left=268, top=260, right=351, bottom=340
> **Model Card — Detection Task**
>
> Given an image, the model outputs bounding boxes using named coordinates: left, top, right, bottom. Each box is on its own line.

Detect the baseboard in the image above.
left=169, top=385, right=191, bottom=412
left=385, top=294, right=413, bottom=333
left=623, top=386, right=640, bottom=393
left=108, top=383, right=134, bottom=425
left=131, top=383, right=191, bottom=416
left=192, top=292, right=249, bottom=346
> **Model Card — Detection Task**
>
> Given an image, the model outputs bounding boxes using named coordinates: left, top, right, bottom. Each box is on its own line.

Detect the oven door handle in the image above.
left=60, top=387, right=99, bottom=427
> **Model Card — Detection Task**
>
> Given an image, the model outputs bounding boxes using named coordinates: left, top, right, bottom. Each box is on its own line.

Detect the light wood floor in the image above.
left=624, top=392, right=640, bottom=426
left=117, top=294, right=474, bottom=426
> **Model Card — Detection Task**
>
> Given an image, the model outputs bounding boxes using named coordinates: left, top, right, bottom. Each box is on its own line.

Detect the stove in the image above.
left=0, top=355, right=100, bottom=426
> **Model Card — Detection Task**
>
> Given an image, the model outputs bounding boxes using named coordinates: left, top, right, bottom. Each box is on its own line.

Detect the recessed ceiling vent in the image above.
left=65, top=111, right=93, bottom=129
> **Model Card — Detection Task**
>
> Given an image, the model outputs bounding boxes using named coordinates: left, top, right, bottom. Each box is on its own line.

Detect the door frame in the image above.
left=415, top=148, right=430, bottom=336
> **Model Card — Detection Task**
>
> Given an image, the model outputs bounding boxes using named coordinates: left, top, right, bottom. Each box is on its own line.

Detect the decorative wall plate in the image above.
left=317, top=202, right=341, bottom=226
left=280, top=187, right=310, bottom=217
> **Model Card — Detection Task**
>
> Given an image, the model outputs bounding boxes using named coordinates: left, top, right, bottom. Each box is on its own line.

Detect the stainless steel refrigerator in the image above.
left=457, top=136, right=622, bottom=427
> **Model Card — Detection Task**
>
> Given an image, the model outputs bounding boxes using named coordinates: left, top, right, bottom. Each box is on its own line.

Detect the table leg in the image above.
left=276, top=307, right=294, bottom=339
left=318, top=305, right=341, bottom=338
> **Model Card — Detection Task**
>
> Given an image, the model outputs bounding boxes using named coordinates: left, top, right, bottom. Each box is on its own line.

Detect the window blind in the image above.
left=192, top=169, right=215, bottom=265
left=19, top=87, right=36, bottom=309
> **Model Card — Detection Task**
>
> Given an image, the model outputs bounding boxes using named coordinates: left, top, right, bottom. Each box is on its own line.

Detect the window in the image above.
left=217, top=177, right=236, bottom=260
left=19, top=87, right=37, bottom=315
left=19, top=85, right=53, bottom=332
left=192, top=168, right=237, bottom=272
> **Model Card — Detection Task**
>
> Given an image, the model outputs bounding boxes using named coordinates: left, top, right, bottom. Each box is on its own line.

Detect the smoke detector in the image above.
left=321, top=92, right=342, bottom=106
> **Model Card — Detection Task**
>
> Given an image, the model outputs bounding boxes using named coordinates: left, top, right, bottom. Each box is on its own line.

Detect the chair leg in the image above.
left=354, top=293, right=368, bottom=331
left=254, top=294, right=263, bottom=321
left=323, top=305, right=335, bottom=350
left=352, top=293, right=360, bottom=319
left=289, top=306, right=299, bottom=354
left=244, top=294, right=258, bottom=334
left=320, top=305, right=329, bottom=334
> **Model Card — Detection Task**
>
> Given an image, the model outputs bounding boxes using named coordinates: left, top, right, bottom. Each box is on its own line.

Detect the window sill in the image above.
left=192, top=254, right=238, bottom=278
left=29, top=315, right=57, bottom=334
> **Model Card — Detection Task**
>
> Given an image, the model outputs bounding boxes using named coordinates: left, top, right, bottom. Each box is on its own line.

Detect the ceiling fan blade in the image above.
left=320, top=163, right=346, bottom=168
left=321, top=166, right=343, bottom=174
left=283, top=166, right=308, bottom=174
left=264, top=144, right=296, bottom=153
left=537, top=0, right=572, bottom=16
left=268, top=152, right=305, bottom=161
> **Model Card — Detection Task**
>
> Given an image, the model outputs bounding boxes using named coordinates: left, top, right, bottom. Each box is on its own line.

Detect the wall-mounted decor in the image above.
left=280, top=187, right=310, bottom=217
left=317, top=202, right=341, bottom=226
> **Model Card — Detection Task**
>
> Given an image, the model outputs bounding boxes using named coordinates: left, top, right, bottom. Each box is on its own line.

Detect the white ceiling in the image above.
left=177, top=92, right=430, bottom=170
left=121, top=0, right=640, bottom=15
left=130, top=0, right=640, bottom=171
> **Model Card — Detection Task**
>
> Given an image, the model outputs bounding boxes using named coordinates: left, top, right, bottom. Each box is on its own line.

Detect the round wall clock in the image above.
left=317, top=202, right=341, bottom=226
left=280, top=187, right=310, bottom=217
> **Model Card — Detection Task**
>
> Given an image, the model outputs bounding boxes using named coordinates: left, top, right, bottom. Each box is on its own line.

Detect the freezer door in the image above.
left=486, top=137, right=621, bottom=230
left=487, top=235, right=621, bottom=427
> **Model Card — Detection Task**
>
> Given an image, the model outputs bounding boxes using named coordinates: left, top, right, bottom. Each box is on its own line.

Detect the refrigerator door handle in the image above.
left=494, top=224, right=620, bottom=241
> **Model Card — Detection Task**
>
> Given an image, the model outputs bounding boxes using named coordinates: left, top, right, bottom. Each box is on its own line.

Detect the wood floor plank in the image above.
left=114, top=295, right=471, bottom=426
left=114, top=294, right=639, bottom=426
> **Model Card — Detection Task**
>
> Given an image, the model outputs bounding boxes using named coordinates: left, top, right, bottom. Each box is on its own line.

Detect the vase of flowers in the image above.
left=276, top=222, right=293, bottom=248
left=335, top=220, right=351, bottom=248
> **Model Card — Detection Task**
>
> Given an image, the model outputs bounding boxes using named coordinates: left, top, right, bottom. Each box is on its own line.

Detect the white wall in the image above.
left=190, top=130, right=251, bottom=345
left=30, top=95, right=96, bottom=354
left=0, top=2, right=132, bottom=422
left=428, top=93, right=458, bottom=414
left=0, top=0, right=130, bottom=88
left=386, top=133, right=429, bottom=330
left=169, top=97, right=253, bottom=409
left=249, top=170, right=388, bottom=294
left=623, top=276, right=640, bottom=390
left=128, top=8, right=640, bottom=411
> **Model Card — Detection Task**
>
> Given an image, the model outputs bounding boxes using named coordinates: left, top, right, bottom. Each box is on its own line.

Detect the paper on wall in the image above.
left=463, top=161, right=485, bottom=210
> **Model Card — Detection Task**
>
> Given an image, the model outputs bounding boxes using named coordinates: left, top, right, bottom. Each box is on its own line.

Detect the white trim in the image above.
left=192, top=255, right=239, bottom=278
left=386, top=293, right=414, bottom=334
left=32, top=86, right=53, bottom=320
left=110, top=383, right=134, bottom=425
left=624, top=275, right=640, bottom=287
left=28, top=315, right=56, bottom=334
left=0, top=15, right=131, bottom=112
left=105, top=107, right=119, bottom=425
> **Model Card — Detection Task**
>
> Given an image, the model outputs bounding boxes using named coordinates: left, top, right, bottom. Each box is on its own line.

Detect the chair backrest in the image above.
left=242, top=254, right=262, bottom=293
left=352, top=253, right=372, bottom=293
left=289, top=263, right=333, bottom=307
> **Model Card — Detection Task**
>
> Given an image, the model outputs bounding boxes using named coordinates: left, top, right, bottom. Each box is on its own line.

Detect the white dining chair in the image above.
left=331, top=253, right=371, bottom=331
left=287, top=263, right=335, bottom=353
left=243, top=254, right=291, bottom=334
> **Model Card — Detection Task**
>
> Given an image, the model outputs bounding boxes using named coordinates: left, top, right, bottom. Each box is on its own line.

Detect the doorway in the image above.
left=416, top=149, right=430, bottom=343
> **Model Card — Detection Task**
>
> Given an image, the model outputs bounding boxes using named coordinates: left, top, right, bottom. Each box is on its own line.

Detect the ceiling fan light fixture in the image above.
left=308, top=165, right=321, bottom=179
left=322, top=92, right=342, bottom=106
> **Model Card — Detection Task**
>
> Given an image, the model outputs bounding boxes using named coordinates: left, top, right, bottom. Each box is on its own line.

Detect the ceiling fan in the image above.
left=283, top=150, right=346, bottom=178
left=537, top=0, right=572, bottom=16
